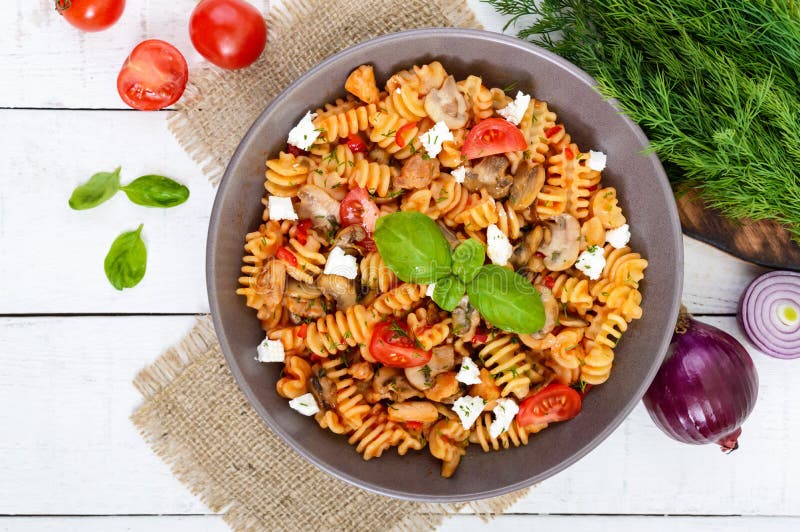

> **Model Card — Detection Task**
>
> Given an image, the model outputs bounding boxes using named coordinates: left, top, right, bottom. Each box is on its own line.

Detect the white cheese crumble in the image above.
left=426, top=283, right=435, bottom=297
left=450, top=165, right=467, bottom=183
left=268, top=195, right=298, bottom=221
left=497, top=91, right=531, bottom=126
left=323, top=246, right=358, bottom=279
left=256, top=337, right=285, bottom=363
left=452, top=395, right=486, bottom=430
left=575, top=245, right=606, bottom=280
left=288, top=392, right=320, bottom=416
left=456, top=357, right=482, bottom=386
left=588, top=150, right=607, bottom=171
left=605, top=223, right=631, bottom=249
left=486, top=224, right=513, bottom=266
left=489, top=398, right=520, bottom=438
left=419, top=121, right=453, bottom=158
left=287, top=111, right=320, bottom=150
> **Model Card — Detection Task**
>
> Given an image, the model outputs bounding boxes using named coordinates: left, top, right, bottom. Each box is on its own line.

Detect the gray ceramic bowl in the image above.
left=208, top=28, right=683, bottom=502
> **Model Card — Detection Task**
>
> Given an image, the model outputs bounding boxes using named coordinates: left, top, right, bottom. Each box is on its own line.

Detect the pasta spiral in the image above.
left=580, top=339, right=615, bottom=385
left=276, top=355, right=311, bottom=399
left=265, top=152, right=310, bottom=197
left=470, top=414, right=541, bottom=452
left=428, top=419, right=469, bottom=478
left=383, top=84, right=427, bottom=121
left=348, top=159, right=396, bottom=197
left=546, top=144, right=601, bottom=219
left=360, top=251, right=398, bottom=292
left=319, top=356, right=371, bottom=429
left=478, top=335, right=536, bottom=399
left=314, top=104, right=378, bottom=143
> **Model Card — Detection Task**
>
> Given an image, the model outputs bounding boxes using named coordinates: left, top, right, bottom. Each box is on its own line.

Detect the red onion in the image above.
left=738, top=271, right=800, bottom=359
left=643, top=309, right=758, bottom=452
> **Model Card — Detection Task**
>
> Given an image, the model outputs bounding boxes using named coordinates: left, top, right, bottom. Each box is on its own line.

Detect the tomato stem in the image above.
left=55, top=0, right=72, bottom=13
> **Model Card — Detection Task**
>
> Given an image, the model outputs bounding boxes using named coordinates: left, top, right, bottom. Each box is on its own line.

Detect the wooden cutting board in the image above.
left=677, top=193, right=800, bottom=271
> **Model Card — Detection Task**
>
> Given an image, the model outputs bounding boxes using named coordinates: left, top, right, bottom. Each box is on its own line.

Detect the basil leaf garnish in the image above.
left=104, top=224, right=147, bottom=290
left=467, top=265, right=544, bottom=334
left=374, top=211, right=452, bottom=283
left=432, top=275, right=466, bottom=312
left=68, top=167, right=121, bottom=210
left=121, top=175, right=190, bottom=208
left=451, top=238, right=485, bottom=283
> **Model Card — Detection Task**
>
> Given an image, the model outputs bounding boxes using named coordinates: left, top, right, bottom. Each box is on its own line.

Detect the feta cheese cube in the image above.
left=256, top=337, right=285, bottom=363
left=426, top=283, right=435, bottom=297
left=497, top=91, right=531, bottom=126
left=605, top=223, right=631, bottom=249
left=268, top=196, right=298, bottom=221
left=489, top=398, right=520, bottom=438
left=486, top=224, right=513, bottom=266
left=287, top=111, right=321, bottom=150
left=588, top=150, right=607, bottom=171
left=323, top=246, right=358, bottom=279
left=289, top=392, right=320, bottom=416
left=456, top=357, right=482, bottom=385
left=419, top=121, right=453, bottom=158
left=452, top=395, right=486, bottom=431
left=575, top=245, right=606, bottom=280
left=451, top=166, right=467, bottom=183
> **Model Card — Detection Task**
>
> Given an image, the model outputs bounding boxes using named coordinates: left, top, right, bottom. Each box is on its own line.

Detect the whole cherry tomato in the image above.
left=189, top=0, right=268, bottom=70
left=56, top=0, right=125, bottom=32
left=116, top=40, right=188, bottom=111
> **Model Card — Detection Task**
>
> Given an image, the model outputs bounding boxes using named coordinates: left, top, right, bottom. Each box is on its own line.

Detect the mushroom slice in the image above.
left=531, top=285, right=558, bottom=337
left=331, top=224, right=368, bottom=255
left=423, top=75, right=468, bottom=130
left=537, top=214, right=580, bottom=271
left=464, top=155, right=512, bottom=199
left=451, top=297, right=480, bottom=341
left=405, top=345, right=456, bottom=390
left=254, top=259, right=287, bottom=309
left=510, top=227, right=545, bottom=270
left=295, top=184, right=340, bottom=233
left=509, top=161, right=545, bottom=210
left=310, top=366, right=337, bottom=410
left=437, top=221, right=460, bottom=250
left=396, top=153, right=440, bottom=189
left=371, top=366, right=423, bottom=402
left=317, top=273, right=358, bottom=311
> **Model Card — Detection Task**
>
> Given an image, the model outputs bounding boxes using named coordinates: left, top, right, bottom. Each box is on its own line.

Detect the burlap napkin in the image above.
left=132, top=1, right=530, bottom=530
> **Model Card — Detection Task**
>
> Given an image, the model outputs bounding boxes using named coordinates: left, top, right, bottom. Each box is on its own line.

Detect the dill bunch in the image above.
left=485, top=0, right=800, bottom=240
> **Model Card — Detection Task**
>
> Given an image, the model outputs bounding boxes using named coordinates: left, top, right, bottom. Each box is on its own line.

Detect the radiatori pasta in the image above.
left=237, top=61, right=647, bottom=478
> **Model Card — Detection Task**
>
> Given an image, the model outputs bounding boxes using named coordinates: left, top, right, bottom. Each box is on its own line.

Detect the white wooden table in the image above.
left=2, top=1, right=798, bottom=530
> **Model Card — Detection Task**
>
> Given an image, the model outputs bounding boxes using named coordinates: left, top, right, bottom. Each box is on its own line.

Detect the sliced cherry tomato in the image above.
left=340, top=187, right=380, bottom=234
left=296, top=323, right=309, bottom=339
left=517, top=384, right=582, bottom=427
left=395, top=122, right=417, bottom=148
left=347, top=133, right=368, bottom=153
left=462, top=118, right=527, bottom=160
left=56, top=0, right=125, bottom=32
left=294, top=219, right=312, bottom=245
left=287, top=144, right=308, bottom=157
left=543, top=275, right=555, bottom=289
left=565, top=147, right=575, bottom=160
left=471, top=331, right=489, bottom=344
left=405, top=421, right=423, bottom=431
left=369, top=319, right=432, bottom=368
left=189, top=0, right=267, bottom=70
left=545, top=125, right=562, bottom=139
left=276, top=246, right=298, bottom=267
left=117, top=40, right=188, bottom=111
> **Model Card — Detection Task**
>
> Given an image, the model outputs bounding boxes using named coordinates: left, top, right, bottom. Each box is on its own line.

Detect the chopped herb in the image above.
left=502, top=81, right=519, bottom=93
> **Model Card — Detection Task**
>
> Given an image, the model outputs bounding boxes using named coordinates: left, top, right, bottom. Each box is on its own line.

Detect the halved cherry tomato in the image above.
left=395, top=122, right=417, bottom=148
left=56, top=0, right=125, bottom=32
left=340, top=187, right=380, bottom=234
left=517, top=384, right=582, bottom=427
left=545, top=125, right=562, bottom=139
left=369, top=319, right=432, bottom=368
left=287, top=144, right=308, bottom=157
left=117, top=40, right=188, bottom=111
left=564, top=147, right=575, bottom=160
left=294, top=219, right=312, bottom=245
left=461, top=118, right=527, bottom=160
left=296, top=323, right=309, bottom=339
left=276, top=246, right=298, bottom=267
left=405, top=421, right=423, bottom=431
left=189, top=0, right=267, bottom=70
left=347, top=133, right=368, bottom=153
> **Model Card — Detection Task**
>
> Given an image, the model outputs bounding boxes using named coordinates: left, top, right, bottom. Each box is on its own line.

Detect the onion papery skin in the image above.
left=643, top=317, right=758, bottom=451
left=738, top=271, right=800, bottom=359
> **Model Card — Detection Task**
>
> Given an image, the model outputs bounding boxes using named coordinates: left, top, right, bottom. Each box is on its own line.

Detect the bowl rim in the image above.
left=207, top=27, right=684, bottom=502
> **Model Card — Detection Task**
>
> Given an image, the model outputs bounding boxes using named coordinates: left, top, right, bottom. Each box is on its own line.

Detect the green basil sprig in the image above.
left=68, top=167, right=121, bottom=210
left=374, top=211, right=544, bottom=334
left=68, top=168, right=189, bottom=210
left=104, top=224, right=147, bottom=290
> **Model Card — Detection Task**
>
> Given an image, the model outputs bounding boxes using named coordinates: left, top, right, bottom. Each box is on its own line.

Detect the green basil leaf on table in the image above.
left=432, top=275, right=466, bottom=312
left=68, top=167, right=121, bottom=210
left=374, top=211, right=452, bottom=283
left=104, top=224, right=147, bottom=290
left=121, top=175, right=190, bottom=208
left=451, top=238, right=485, bottom=283
left=466, top=265, right=544, bottom=334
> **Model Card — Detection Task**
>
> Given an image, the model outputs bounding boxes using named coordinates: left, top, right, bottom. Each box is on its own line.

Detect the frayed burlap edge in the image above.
left=132, top=317, right=529, bottom=532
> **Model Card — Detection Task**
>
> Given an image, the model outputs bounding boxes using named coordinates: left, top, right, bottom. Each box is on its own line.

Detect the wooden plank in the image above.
left=1, top=515, right=799, bottom=532
left=0, top=316, right=796, bottom=515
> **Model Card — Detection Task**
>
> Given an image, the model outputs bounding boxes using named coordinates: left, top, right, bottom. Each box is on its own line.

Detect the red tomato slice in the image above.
left=543, top=275, right=555, bottom=289
left=347, top=133, right=368, bottom=153
left=116, top=40, right=188, bottom=111
left=369, top=320, right=432, bottom=368
left=517, top=384, right=582, bottom=427
left=57, top=0, right=125, bottom=32
left=461, top=118, right=527, bottom=160
left=287, top=144, right=308, bottom=157
left=395, top=122, right=417, bottom=148
left=296, top=323, right=308, bottom=339
left=339, top=187, right=379, bottom=234
left=294, top=219, right=312, bottom=245
left=565, top=147, right=575, bottom=160
left=405, top=421, right=423, bottom=431
left=276, top=246, right=298, bottom=267
left=545, top=125, right=562, bottom=139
